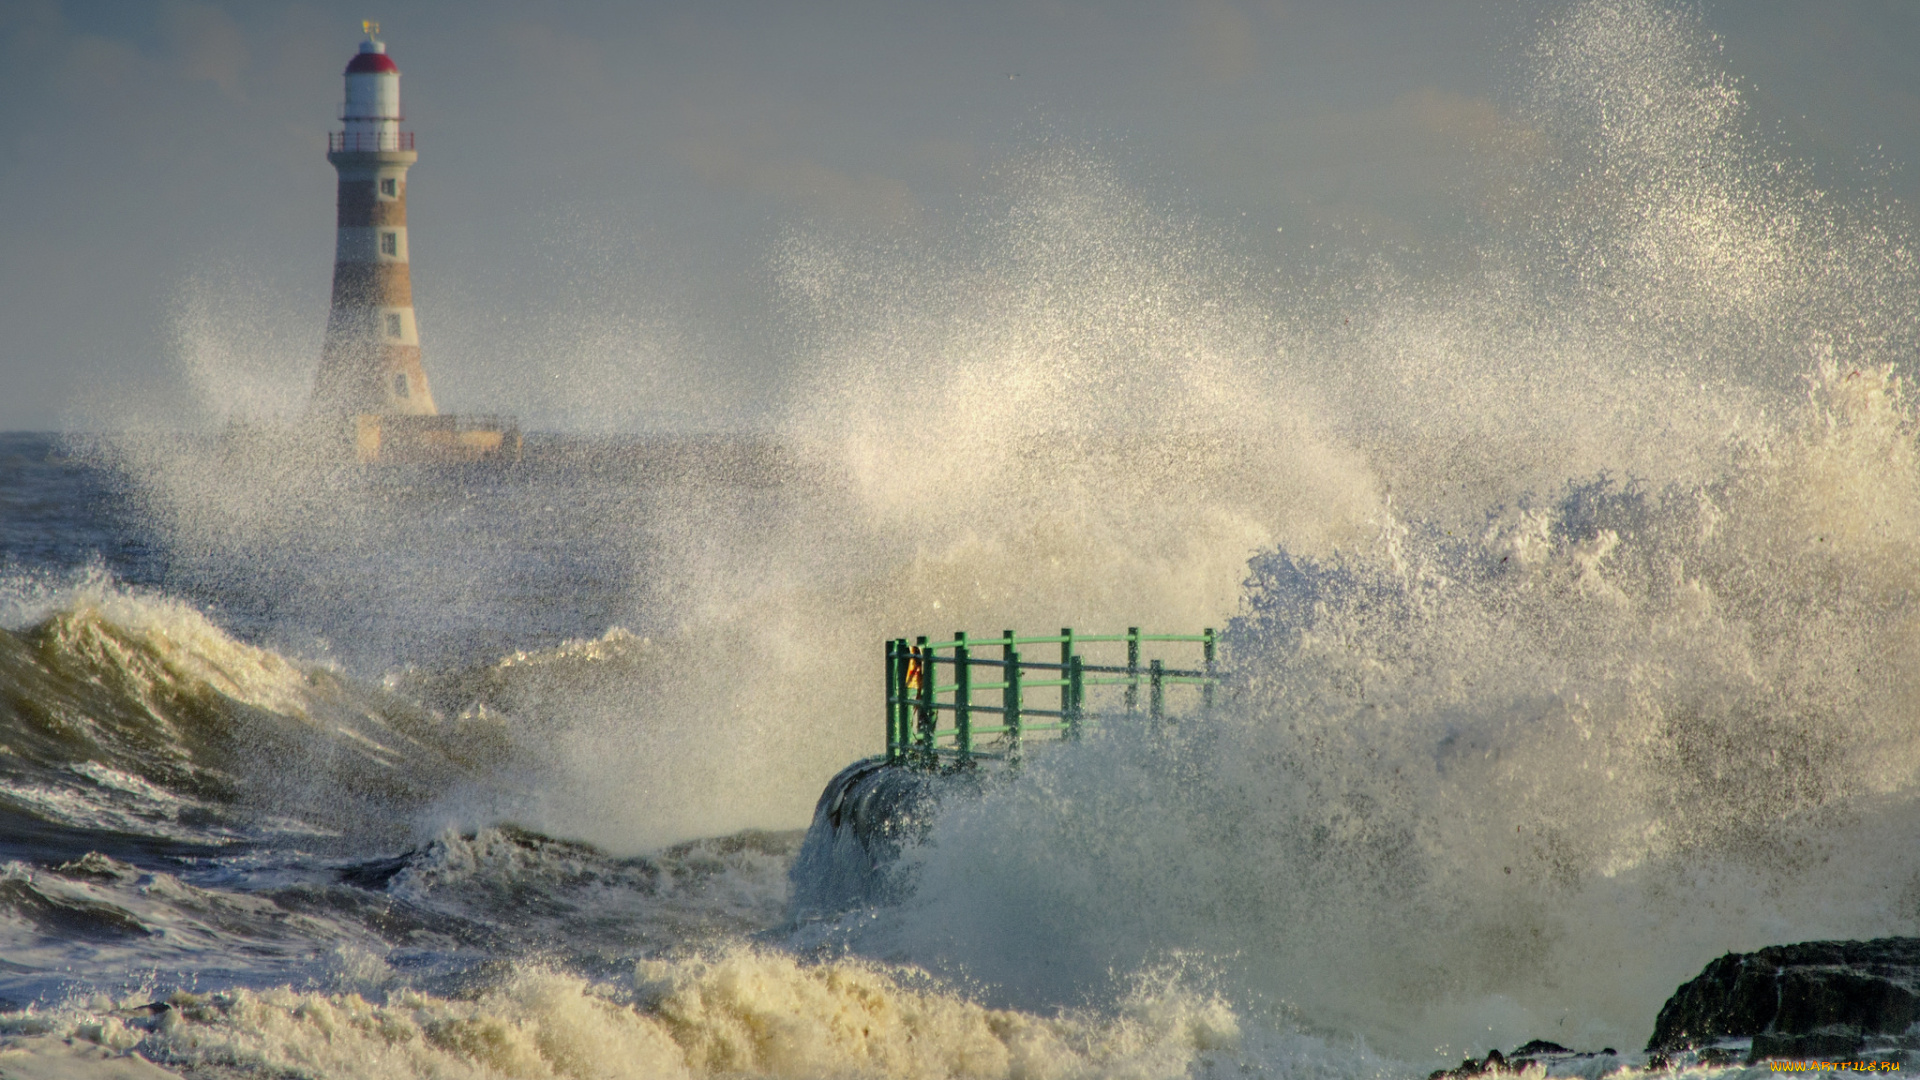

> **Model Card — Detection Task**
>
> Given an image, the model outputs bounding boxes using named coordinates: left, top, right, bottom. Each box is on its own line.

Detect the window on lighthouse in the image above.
left=381, top=232, right=398, bottom=257
left=386, top=313, right=403, bottom=338
left=379, top=177, right=397, bottom=198
left=393, top=373, right=409, bottom=398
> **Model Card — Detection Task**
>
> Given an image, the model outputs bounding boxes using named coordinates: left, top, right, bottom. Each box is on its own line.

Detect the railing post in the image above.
left=1003, top=630, right=1022, bottom=763
left=1149, top=659, right=1165, bottom=722
left=896, top=637, right=913, bottom=763
left=886, top=638, right=901, bottom=763
left=1066, top=653, right=1084, bottom=740
left=915, top=635, right=935, bottom=767
left=897, top=636, right=914, bottom=765
left=1125, top=626, right=1141, bottom=713
left=1202, top=627, right=1217, bottom=713
left=953, top=631, right=972, bottom=766
left=1059, top=627, right=1074, bottom=722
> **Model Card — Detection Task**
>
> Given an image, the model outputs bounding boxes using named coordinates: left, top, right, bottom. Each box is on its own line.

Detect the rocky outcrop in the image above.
left=1426, top=1040, right=1619, bottom=1079
left=1649, top=937, right=1920, bottom=1061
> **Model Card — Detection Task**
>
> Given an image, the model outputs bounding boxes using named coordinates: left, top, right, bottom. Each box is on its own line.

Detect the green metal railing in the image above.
left=884, top=628, right=1217, bottom=768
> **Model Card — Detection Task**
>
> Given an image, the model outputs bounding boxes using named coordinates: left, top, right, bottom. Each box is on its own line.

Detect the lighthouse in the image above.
left=310, top=23, right=435, bottom=420
left=306, top=25, right=516, bottom=463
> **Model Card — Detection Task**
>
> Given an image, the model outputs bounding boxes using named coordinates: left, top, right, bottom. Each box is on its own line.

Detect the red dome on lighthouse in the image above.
left=346, top=37, right=399, bottom=75
left=337, top=30, right=405, bottom=131
left=345, top=51, right=399, bottom=74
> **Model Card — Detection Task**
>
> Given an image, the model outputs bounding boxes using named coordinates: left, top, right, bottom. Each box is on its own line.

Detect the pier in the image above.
left=791, top=628, right=1223, bottom=916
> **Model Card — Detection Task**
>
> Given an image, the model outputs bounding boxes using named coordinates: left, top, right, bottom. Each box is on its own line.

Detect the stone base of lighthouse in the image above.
left=349, top=412, right=523, bottom=464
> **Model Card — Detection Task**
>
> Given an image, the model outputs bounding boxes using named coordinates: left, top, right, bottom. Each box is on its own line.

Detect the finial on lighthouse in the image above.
left=360, top=20, right=386, bottom=53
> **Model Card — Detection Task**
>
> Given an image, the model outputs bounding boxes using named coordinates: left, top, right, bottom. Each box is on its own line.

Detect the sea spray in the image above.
left=804, top=1, right=1920, bottom=1061
left=851, top=364, right=1920, bottom=1063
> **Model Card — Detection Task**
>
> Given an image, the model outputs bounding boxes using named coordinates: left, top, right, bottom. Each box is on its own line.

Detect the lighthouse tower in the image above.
left=310, top=23, right=436, bottom=421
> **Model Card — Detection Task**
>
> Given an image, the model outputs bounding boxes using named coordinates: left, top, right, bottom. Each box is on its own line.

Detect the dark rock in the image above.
left=1428, top=1040, right=1621, bottom=1080
left=1752, top=1032, right=1865, bottom=1061
left=1697, top=1046, right=1745, bottom=1067
left=1648, top=937, right=1920, bottom=1057
left=110, top=1001, right=172, bottom=1029
left=1426, top=1048, right=1513, bottom=1079
left=1427, top=1056, right=1484, bottom=1079
left=786, top=757, right=979, bottom=921
left=337, top=853, right=413, bottom=890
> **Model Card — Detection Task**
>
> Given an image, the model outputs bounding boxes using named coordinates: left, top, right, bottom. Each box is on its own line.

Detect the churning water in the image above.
left=4, top=1, right=1919, bottom=1075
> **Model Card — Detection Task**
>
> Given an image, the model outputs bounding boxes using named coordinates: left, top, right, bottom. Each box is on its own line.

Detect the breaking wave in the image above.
left=0, top=949, right=1264, bottom=1080
left=0, top=575, right=505, bottom=850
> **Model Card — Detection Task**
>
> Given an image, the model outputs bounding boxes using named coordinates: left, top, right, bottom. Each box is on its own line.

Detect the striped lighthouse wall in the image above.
left=312, top=153, right=436, bottom=417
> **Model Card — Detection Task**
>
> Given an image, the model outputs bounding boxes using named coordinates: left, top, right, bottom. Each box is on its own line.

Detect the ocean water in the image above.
left=6, top=1, right=1920, bottom=1075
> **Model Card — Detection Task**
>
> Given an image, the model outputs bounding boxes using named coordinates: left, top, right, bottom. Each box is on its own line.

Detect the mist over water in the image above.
left=8, top=0, right=1920, bottom=1074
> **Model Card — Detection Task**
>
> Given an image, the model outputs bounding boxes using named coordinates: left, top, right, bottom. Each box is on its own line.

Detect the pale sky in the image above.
left=2, top=0, right=1917, bottom=431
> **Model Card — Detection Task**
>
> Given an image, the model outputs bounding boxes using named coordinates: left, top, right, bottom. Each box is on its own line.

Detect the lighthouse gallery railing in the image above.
left=884, top=628, right=1217, bottom=769
left=329, top=132, right=415, bottom=153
